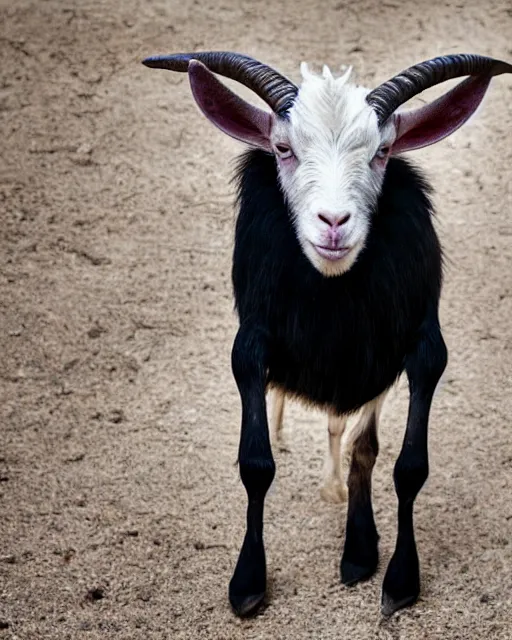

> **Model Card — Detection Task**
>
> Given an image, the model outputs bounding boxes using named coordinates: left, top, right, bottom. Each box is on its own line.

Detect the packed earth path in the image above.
left=1, top=1, right=511, bottom=638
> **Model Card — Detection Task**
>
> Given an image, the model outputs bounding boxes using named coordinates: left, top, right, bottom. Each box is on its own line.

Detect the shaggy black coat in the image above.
left=232, top=150, right=443, bottom=414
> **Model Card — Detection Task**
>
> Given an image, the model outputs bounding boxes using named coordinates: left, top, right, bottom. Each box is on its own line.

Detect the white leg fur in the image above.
left=340, top=391, right=387, bottom=456
left=320, top=391, right=388, bottom=504
left=270, top=388, right=287, bottom=451
left=320, top=413, right=349, bottom=503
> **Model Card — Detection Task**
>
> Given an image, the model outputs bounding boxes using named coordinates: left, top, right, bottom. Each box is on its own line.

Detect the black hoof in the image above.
left=381, top=591, right=418, bottom=616
left=341, top=557, right=378, bottom=586
left=229, top=591, right=265, bottom=618
left=229, top=533, right=267, bottom=618
left=341, top=516, right=378, bottom=586
left=381, top=545, right=420, bottom=616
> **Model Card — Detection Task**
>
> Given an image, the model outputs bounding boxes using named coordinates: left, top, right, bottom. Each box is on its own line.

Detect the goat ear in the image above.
left=391, top=75, right=492, bottom=155
left=187, top=60, right=272, bottom=151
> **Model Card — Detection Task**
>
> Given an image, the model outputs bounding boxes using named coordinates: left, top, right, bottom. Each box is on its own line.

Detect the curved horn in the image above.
left=367, top=54, right=512, bottom=125
left=142, top=51, right=298, bottom=114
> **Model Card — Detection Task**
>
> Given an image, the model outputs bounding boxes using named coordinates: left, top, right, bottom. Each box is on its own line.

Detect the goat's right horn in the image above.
left=367, top=54, right=512, bottom=125
left=142, top=51, right=298, bottom=115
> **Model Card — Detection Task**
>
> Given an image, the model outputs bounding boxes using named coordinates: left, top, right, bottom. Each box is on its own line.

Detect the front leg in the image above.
left=381, top=316, right=447, bottom=615
left=229, top=324, right=275, bottom=617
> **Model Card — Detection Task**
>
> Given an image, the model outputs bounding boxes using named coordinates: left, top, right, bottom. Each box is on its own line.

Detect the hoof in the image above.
left=341, top=556, right=378, bottom=586
left=341, top=511, right=378, bottom=586
left=229, top=532, right=267, bottom=618
left=381, top=591, right=418, bottom=616
left=320, top=479, right=347, bottom=504
left=229, top=591, right=265, bottom=618
left=381, top=544, right=420, bottom=616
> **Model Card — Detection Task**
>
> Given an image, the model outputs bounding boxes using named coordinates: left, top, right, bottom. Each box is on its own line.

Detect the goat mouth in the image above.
left=313, top=244, right=351, bottom=261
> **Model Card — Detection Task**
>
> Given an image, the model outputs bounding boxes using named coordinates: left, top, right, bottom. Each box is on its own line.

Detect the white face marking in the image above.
left=270, top=64, right=396, bottom=277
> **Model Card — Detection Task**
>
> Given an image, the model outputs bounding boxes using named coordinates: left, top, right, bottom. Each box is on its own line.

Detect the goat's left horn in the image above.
left=142, top=51, right=298, bottom=115
left=367, top=53, right=512, bottom=125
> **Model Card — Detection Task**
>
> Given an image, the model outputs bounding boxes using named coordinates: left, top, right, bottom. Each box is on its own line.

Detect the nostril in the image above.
left=318, top=212, right=332, bottom=226
left=317, top=212, right=351, bottom=227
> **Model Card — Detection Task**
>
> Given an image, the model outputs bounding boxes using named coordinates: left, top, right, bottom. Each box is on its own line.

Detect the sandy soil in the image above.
left=1, top=0, right=511, bottom=638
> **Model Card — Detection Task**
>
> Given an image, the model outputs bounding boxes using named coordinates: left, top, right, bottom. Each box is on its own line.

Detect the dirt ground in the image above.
left=1, top=0, right=511, bottom=638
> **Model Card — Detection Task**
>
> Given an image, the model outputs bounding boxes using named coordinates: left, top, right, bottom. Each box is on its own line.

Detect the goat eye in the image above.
left=274, top=143, right=294, bottom=160
left=375, top=145, right=391, bottom=160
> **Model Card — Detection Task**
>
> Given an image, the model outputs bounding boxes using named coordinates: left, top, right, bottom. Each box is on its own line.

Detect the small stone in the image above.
left=63, top=359, right=79, bottom=372
left=109, top=409, right=125, bottom=424
left=80, top=71, right=102, bottom=84
left=63, top=548, right=76, bottom=563
left=76, top=143, right=92, bottom=155
left=0, top=620, right=9, bottom=629
left=60, top=383, right=73, bottom=396
left=86, top=587, right=105, bottom=602
left=0, top=555, right=16, bottom=564
left=193, top=541, right=205, bottom=550
left=71, top=154, right=92, bottom=166
left=79, top=621, right=93, bottom=631
left=138, top=588, right=152, bottom=602
left=87, top=324, right=106, bottom=339
left=64, top=452, right=85, bottom=463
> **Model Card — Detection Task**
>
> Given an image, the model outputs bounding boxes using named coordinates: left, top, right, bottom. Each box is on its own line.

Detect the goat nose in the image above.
left=317, top=211, right=351, bottom=228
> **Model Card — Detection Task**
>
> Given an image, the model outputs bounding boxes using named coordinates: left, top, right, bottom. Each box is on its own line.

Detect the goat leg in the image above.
left=229, top=324, right=275, bottom=617
left=381, top=314, right=447, bottom=615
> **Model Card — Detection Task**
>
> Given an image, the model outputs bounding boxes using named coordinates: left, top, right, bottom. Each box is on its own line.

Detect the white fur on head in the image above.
left=271, top=65, right=395, bottom=277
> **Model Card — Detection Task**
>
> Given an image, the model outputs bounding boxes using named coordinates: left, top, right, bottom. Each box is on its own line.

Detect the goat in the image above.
left=142, top=52, right=512, bottom=617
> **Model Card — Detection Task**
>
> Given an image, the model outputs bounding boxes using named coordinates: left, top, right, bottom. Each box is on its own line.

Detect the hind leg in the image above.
left=320, top=413, right=348, bottom=503
left=341, top=392, right=387, bottom=585
left=270, top=388, right=288, bottom=451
